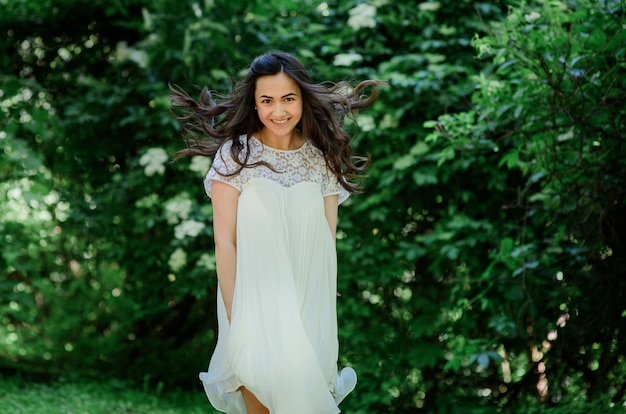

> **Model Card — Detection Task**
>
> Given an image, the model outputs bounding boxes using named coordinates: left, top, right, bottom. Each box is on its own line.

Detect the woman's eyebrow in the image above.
left=258, top=92, right=298, bottom=99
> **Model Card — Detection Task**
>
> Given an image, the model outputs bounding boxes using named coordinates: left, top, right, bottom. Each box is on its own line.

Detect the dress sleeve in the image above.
left=203, top=141, right=243, bottom=198
left=322, top=167, right=350, bottom=205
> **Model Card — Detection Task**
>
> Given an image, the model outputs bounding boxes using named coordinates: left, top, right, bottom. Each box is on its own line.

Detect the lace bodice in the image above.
left=204, top=135, right=349, bottom=203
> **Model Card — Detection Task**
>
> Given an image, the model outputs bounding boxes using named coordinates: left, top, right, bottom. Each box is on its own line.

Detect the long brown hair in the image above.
left=170, top=51, right=383, bottom=193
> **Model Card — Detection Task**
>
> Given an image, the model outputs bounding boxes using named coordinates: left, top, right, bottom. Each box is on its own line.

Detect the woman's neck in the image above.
left=257, top=129, right=305, bottom=151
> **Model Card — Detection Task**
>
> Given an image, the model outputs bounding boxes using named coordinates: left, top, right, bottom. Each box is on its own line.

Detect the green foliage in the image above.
left=1, top=0, right=218, bottom=387
left=425, top=0, right=626, bottom=410
left=1, top=0, right=625, bottom=412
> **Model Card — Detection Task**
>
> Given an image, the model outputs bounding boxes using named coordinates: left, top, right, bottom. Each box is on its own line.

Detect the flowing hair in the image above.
left=170, top=51, right=383, bottom=193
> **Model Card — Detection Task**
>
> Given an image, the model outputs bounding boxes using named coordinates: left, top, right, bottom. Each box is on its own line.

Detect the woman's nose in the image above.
left=274, top=103, right=286, bottom=115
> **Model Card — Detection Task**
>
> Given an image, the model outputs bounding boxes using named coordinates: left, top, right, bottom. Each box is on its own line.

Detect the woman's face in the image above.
left=254, top=72, right=303, bottom=139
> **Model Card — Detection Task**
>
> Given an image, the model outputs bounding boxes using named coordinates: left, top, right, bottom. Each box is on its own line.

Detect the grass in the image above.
left=0, top=373, right=218, bottom=414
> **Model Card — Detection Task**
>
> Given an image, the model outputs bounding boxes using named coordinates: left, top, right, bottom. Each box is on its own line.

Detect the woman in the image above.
left=171, top=51, right=382, bottom=414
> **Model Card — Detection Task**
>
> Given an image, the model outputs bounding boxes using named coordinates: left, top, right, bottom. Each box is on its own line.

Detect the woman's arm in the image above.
left=324, top=194, right=339, bottom=241
left=211, top=180, right=240, bottom=323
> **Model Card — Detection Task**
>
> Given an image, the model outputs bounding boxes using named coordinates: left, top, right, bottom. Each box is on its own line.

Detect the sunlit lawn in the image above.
left=0, top=374, right=217, bottom=414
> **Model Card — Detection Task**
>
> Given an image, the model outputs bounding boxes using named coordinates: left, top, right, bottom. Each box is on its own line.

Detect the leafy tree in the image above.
left=0, top=0, right=220, bottom=386
left=426, top=0, right=626, bottom=410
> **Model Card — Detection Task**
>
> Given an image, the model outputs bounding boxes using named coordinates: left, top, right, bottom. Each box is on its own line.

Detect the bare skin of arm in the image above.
left=324, top=194, right=339, bottom=241
left=211, top=180, right=240, bottom=323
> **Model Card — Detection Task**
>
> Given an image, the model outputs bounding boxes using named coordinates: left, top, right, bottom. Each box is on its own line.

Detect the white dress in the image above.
left=199, top=135, right=352, bottom=414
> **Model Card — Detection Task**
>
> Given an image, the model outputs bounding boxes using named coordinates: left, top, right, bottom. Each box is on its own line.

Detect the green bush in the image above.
left=426, top=0, right=626, bottom=410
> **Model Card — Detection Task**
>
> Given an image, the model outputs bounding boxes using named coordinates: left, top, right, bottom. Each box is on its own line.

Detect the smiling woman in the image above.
left=170, top=51, right=383, bottom=414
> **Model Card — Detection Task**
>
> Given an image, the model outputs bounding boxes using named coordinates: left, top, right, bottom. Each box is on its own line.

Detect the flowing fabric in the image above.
left=199, top=136, right=351, bottom=414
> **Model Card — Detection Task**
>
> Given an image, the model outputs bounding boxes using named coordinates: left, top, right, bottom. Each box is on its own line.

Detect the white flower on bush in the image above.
left=164, top=193, right=192, bottom=224
left=525, top=12, right=541, bottom=24
left=189, top=156, right=211, bottom=173
left=197, top=253, right=216, bottom=270
left=357, top=114, right=376, bottom=132
left=348, top=4, right=377, bottom=30
left=168, top=248, right=187, bottom=272
left=333, top=53, right=363, bottom=67
left=174, top=219, right=205, bottom=240
left=116, top=41, right=148, bottom=69
left=139, top=147, right=168, bottom=176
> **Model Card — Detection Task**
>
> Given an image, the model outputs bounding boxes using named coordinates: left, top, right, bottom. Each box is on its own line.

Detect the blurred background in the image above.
left=1, top=0, right=625, bottom=412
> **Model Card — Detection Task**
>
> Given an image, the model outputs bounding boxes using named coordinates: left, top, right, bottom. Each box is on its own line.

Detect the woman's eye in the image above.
left=261, top=99, right=271, bottom=104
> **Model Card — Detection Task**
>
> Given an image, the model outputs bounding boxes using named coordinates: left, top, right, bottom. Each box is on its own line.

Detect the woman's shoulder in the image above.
left=216, top=134, right=243, bottom=152
left=215, top=135, right=252, bottom=160
left=211, top=136, right=241, bottom=174
left=302, top=140, right=329, bottom=167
